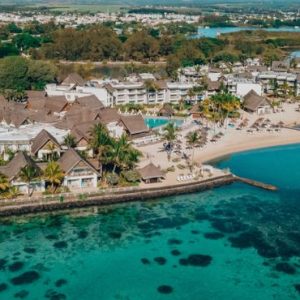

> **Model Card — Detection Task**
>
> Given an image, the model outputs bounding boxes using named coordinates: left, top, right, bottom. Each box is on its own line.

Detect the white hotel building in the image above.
left=46, top=77, right=196, bottom=107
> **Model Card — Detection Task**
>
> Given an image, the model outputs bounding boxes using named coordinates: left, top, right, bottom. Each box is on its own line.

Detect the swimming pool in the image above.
left=144, top=117, right=184, bottom=128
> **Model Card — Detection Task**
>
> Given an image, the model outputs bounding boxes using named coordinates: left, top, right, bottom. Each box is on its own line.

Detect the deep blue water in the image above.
left=192, top=26, right=300, bottom=38
left=1, top=144, right=300, bottom=299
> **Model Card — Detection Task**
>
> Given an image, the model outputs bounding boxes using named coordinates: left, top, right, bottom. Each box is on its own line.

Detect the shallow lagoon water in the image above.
left=1, top=144, right=300, bottom=299
left=192, top=26, right=300, bottom=38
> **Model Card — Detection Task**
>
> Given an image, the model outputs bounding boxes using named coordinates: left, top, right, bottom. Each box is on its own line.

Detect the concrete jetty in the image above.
left=236, top=176, right=278, bottom=191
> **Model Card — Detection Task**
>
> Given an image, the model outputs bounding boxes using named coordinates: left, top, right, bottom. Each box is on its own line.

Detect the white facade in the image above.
left=166, top=82, right=195, bottom=103
left=109, top=81, right=147, bottom=105
left=0, top=124, right=68, bottom=155
left=226, top=77, right=262, bottom=97
left=236, top=83, right=263, bottom=97
left=12, top=180, right=45, bottom=194
left=257, top=72, right=297, bottom=94
left=208, top=72, right=222, bottom=82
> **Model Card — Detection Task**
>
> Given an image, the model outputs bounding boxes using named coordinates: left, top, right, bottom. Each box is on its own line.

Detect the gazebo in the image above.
left=158, top=104, right=174, bottom=117
left=138, top=163, right=165, bottom=184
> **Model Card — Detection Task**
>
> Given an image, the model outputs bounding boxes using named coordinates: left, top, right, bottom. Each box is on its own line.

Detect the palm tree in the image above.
left=64, top=133, right=76, bottom=149
left=46, top=142, right=57, bottom=161
left=211, top=92, right=240, bottom=128
left=19, top=165, right=39, bottom=196
left=122, top=147, right=142, bottom=170
left=107, top=134, right=140, bottom=173
left=178, top=98, right=185, bottom=111
left=162, top=123, right=177, bottom=160
left=7, top=186, right=21, bottom=199
left=0, top=173, right=10, bottom=193
left=281, top=82, right=291, bottom=100
left=187, top=88, right=196, bottom=102
left=44, top=161, right=64, bottom=193
left=89, top=123, right=112, bottom=163
left=186, top=131, right=201, bottom=170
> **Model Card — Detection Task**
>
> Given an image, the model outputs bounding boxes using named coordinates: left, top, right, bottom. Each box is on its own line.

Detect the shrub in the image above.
left=177, top=164, right=186, bottom=170
left=106, top=173, right=119, bottom=186
left=166, top=166, right=175, bottom=172
left=122, top=170, right=140, bottom=183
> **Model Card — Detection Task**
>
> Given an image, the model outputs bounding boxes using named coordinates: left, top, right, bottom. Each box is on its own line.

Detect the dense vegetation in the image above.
left=0, top=19, right=298, bottom=86
left=0, top=56, right=57, bottom=91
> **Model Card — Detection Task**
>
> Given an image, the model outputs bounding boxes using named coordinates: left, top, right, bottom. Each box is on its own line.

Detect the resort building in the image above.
left=45, top=73, right=199, bottom=107
left=242, top=90, right=272, bottom=115
left=58, top=149, right=101, bottom=189
left=120, top=114, right=151, bottom=141
left=166, top=81, right=196, bottom=103
left=0, top=151, right=45, bottom=194
left=31, top=129, right=62, bottom=161
left=138, top=163, right=164, bottom=184
left=257, top=72, right=297, bottom=95
left=226, top=75, right=263, bottom=97
left=177, top=65, right=208, bottom=83
left=0, top=123, right=67, bottom=158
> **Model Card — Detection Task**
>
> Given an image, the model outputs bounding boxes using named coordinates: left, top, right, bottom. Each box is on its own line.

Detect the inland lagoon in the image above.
left=1, top=144, right=300, bottom=299
left=192, top=26, right=300, bottom=38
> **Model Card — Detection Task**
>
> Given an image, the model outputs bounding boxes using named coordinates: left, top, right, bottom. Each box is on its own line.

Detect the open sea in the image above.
left=1, top=144, right=300, bottom=299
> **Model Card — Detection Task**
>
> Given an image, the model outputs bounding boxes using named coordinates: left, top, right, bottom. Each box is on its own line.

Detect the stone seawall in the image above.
left=0, top=175, right=236, bottom=217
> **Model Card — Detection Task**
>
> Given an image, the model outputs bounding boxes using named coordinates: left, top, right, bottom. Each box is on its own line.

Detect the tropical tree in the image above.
left=122, top=147, right=142, bottom=170
left=7, top=186, right=21, bottom=199
left=19, top=165, right=39, bottom=196
left=64, top=133, right=77, bottom=149
left=0, top=173, right=10, bottom=193
left=186, top=131, right=201, bottom=170
left=107, top=134, right=141, bottom=173
left=162, top=123, right=177, bottom=160
left=43, top=161, right=64, bottom=193
left=1, top=89, right=28, bottom=103
left=280, top=82, right=292, bottom=99
left=144, top=80, right=158, bottom=93
left=46, top=142, right=58, bottom=161
left=187, top=88, right=196, bottom=101
left=89, top=123, right=112, bottom=164
left=210, top=92, right=240, bottom=127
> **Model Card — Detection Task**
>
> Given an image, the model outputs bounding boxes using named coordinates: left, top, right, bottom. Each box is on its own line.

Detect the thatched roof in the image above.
left=159, top=103, right=174, bottom=117
left=0, top=152, right=41, bottom=180
left=121, top=114, right=149, bottom=135
left=31, top=129, right=61, bottom=155
left=207, top=79, right=221, bottom=91
left=61, top=73, right=85, bottom=87
left=271, top=61, right=289, bottom=71
left=190, top=103, right=201, bottom=115
left=243, top=90, right=270, bottom=112
left=45, top=96, right=68, bottom=113
left=138, top=163, right=164, bottom=180
left=98, top=108, right=120, bottom=124
left=76, top=95, right=104, bottom=110
left=58, top=148, right=99, bottom=175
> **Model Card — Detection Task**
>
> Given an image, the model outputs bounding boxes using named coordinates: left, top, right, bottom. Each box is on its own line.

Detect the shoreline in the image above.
left=0, top=175, right=235, bottom=217
left=197, top=128, right=300, bottom=164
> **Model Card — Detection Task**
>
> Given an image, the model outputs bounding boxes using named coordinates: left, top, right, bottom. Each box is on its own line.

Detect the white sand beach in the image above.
left=138, top=102, right=300, bottom=186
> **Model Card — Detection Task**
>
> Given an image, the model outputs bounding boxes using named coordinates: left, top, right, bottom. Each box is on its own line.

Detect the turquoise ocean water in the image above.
left=1, top=144, right=300, bottom=299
